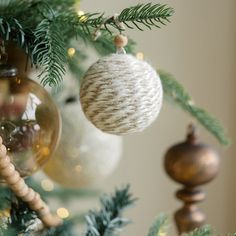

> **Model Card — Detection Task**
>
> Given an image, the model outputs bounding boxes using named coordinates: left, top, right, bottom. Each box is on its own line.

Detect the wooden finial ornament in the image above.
left=164, top=124, right=220, bottom=234
left=0, top=136, right=62, bottom=228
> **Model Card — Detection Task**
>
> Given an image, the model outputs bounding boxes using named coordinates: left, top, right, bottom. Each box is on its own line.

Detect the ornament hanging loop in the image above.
left=187, top=123, right=199, bottom=144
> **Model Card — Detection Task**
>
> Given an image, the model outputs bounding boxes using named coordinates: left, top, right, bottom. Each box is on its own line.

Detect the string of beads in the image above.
left=0, top=136, right=62, bottom=228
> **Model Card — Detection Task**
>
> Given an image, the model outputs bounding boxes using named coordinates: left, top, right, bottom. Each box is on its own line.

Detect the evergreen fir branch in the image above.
left=118, top=3, right=174, bottom=30
left=42, top=0, right=78, bottom=11
left=85, top=185, right=136, bottom=236
left=182, top=225, right=213, bottom=236
left=158, top=70, right=230, bottom=146
left=0, top=186, right=12, bottom=210
left=4, top=200, right=38, bottom=236
left=148, top=214, right=168, bottom=236
left=33, top=18, right=67, bottom=86
left=73, top=3, right=174, bottom=33
left=0, top=17, right=26, bottom=47
left=41, top=219, right=77, bottom=236
left=0, top=0, right=33, bottom=18
left=0, top=1, right=173, bottom=86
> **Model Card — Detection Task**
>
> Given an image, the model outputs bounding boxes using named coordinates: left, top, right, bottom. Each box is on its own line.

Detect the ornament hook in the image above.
left=187, top=123, right=199, bottom=144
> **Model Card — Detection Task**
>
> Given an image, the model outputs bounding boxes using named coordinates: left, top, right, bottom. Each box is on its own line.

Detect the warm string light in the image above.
left=159, top=232, right=167, bottom=236
left=75, top=164, right=82, bottom=172
left=67, top=48, right=76, bottom=57
left=77, top=10, right=87, bottom=22
left=77, top=10, right=85, bottom=16
left=136, top=52, right=144, bottom=60
left=157, top=230, right=167, bottom=236
left=41, top=179, right=54, bottom=192
left=56, top=208, right=70, bottom=219
left=40, top=147, right=50, bottom=156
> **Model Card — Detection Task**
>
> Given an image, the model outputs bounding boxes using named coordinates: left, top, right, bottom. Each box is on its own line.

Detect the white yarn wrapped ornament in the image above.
left=80, top=35, right=163, bottom=135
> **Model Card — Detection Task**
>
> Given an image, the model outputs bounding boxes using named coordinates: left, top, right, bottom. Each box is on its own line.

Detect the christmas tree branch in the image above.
left=85, top=185, right=136, bottom=236
left=0, top=1, right=173, bottom=86
left=182, top=225, right=213, bottom=236
left=33, top=18, right=67, bottom=86
left=158, top=70, right=230, bottom=146
left=118, top=3, right=174, bottom=30
left=76, top=3, right=174, bottom=32
left=148, top=214, right=168, bottom=236
left=0, top=184, right=135, bottom=236
left=55, top=3, right=174, bottom=35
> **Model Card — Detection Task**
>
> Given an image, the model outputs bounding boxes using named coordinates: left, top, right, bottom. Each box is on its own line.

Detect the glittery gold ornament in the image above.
left=0, top=64, right=61, bottom=180
left=43, top=96, right=122, bottom=188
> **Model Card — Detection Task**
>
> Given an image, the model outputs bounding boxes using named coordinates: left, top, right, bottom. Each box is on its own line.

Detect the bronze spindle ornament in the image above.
left=164, top=125, right=220, bottom=234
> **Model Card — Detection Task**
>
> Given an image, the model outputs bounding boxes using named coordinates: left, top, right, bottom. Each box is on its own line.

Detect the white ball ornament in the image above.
left=80, top=35, right=163, bottom=135
left=43, top=76, right=123, bottom=188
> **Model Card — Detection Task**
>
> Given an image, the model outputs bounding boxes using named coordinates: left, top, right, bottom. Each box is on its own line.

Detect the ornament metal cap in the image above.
left=0, top=64, right=18, bottom=77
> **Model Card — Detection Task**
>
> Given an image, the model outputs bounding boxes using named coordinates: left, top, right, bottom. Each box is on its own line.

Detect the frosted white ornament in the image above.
left=43, top=77, right=122, bottom=188
left=80, top=52, right=163, bottom=135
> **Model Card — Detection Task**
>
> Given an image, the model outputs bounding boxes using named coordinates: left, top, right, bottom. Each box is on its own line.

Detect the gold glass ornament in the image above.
left=0, top=64, right=61, bottom=180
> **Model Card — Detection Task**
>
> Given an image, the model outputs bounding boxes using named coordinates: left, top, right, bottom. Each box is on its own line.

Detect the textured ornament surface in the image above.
left=43, top=78, right=122, bottom=188
left=80, top=54, right=163, bottom=135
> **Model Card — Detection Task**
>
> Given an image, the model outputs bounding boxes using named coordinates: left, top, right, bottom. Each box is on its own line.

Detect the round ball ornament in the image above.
left=80, top=35, right=163, bottom=135
left=0, top=64, right=61, bottom=180
left=43, top=94, right=122, bottom=188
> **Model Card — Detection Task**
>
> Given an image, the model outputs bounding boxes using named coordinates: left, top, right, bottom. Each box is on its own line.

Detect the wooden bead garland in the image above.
left=0, top=136, right=62, bottom=228
left=80, top=35, right=163, bottom=135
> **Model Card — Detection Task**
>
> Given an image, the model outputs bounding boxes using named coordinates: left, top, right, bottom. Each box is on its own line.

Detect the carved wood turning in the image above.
left=164, top=125, right=220, bottom=234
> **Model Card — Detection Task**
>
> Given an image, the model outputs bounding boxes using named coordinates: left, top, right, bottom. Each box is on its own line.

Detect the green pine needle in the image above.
left=33, top=18, right=67, bottom=86
left=148, top=214, right=168, bottom=236
left=85, top=185, right=136, bottom=236
left=118, top=3, right=174, bottom=30
left=158, top=70, right=230, bottom=146
left=79, top=3, right=174, bottom=32
left=182, top=225, right=213, bottom=236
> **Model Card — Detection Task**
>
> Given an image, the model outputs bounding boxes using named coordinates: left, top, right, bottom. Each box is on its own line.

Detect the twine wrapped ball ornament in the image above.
left=80, top=35, right=163, bottom=135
